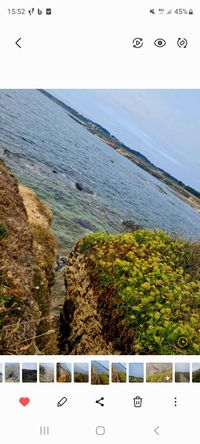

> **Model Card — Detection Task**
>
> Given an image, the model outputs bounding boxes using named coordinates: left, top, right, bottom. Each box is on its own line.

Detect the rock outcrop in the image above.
left=0, top=160, right=58, bottom=354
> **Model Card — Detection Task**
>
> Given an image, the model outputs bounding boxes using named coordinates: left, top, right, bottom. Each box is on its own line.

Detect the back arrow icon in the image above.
left=154, top=426, right=160, bottom=436
left=15, top=38, right=21, bottom=48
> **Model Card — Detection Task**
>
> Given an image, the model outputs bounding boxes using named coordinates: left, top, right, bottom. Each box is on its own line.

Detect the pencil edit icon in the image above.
left=57, top=396, right=68, bottom=407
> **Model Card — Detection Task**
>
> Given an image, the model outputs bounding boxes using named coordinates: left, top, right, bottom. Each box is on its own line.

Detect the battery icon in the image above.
left=133, top=396, right=143, bottom=408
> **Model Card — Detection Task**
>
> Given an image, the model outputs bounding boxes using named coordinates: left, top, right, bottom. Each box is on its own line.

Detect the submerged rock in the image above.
left=122, top=220, right=141, bottom=231
left=74, top=217, right=97, bottom=232
left=75, top=182, right=94, bottom=195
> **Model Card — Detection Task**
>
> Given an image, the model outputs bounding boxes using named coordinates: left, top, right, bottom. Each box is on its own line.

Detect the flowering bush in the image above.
left=80, top=230, right=200, bottom=354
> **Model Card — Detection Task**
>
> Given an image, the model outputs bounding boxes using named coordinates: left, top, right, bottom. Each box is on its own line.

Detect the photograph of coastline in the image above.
left=0, top=89, right=200, bottom=356
left=91, top=360, right=109, bottom=385
left=74, top=363, right=89, bottom=383
left=192, top=363, right=200, bottom=382
left=146, top=363, right=172, bottom=383
left=129, top=363, right=144, bottom=383
left=175, top=363, right=190, bottom=383
left=39, top=363, right=54, bottom=383
left=5, top=363, right=20, bottom=383
left=22, top=363, right=37, bottom=383
left=57, top=363, right=72, bottom=382
left=112, top=363, right=126, bottom=383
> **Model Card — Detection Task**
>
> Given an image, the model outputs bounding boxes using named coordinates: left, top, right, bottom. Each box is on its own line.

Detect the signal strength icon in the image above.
left=167, top=9, right=172, bottom=14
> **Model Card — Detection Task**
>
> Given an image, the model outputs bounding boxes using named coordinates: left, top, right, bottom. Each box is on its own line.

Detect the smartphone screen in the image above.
left=0, top=1, right=200, bottom=442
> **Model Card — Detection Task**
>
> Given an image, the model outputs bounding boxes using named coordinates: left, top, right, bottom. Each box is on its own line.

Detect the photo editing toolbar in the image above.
left=0, top=1, right=200, bottom=443
left=0, top=356, right=199, bottom=442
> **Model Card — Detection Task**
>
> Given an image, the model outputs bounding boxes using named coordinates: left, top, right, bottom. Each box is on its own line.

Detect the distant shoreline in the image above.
left=38, top=89, right=200, bottom=214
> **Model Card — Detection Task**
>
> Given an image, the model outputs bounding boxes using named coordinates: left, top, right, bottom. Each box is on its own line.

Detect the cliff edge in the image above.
left=0, top=160, right=58, bottom=354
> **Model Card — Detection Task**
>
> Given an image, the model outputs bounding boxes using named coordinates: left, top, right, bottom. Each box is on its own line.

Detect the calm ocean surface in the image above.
left=0, top=89, right=200, bottom=251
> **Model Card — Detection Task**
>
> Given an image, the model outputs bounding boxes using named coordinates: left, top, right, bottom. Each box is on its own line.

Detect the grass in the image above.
left=129, top=376, right=143, bottom=383
left=91, top=369, right=109, bottom=385
left=146, top=371, right=172, bottom=383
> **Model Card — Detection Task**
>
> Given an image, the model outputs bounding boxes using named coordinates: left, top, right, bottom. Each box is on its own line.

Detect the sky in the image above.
left=23, top=363, right=37, bottom=370
left=92, top=360, right=109, bottom=374
left=49, top=89, right=200, bottom=192
left=58, top=363, right=72, bottom=372
left=129, top=363, right=144, bottom=378
left=74, top=363, right=89, bottom=374
left=192, top=364, right=200, bottom=372
left=175, top=363, right=190, bottom=373
left=40, top=363, right=54, bottom=372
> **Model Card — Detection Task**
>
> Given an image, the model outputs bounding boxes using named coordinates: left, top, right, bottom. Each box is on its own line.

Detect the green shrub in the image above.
left=0, top=224, right=8, bottom=240
left=80, top=229, right=200, bottom=354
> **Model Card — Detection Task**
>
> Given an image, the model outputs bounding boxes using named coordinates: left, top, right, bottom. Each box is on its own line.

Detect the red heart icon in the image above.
left=19, top=397, right=30, bottom=407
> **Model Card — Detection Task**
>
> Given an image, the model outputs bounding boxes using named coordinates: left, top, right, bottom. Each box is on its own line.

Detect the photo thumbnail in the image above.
left=192, top=363, right=200, bottom=382
left=39, top=363, right=54, bottom=383
left=146, top=363, right=172, bottom=383
left=0, top=363, right=3, bottom=382
left=22, top=363, right=37, bottom=383
left=5, top=363, right=20, bottom=383
left=129, top=363, right=144, bottom=383
left=74, top=363, right=89, bottom=383
left=91, top=360, right=109, bottom=385
left=112, top=363, right=126, bottom=383
left=57, top=363, right=72, bottom=382
left=175, top=363, right=190, bottom=383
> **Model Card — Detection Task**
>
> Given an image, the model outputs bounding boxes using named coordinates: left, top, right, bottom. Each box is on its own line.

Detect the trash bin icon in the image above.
left=133, top=396, right=143, bottom=407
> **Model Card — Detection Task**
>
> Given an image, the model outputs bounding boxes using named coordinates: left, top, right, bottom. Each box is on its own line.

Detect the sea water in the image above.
left=0, top=89, right=200, bottom=252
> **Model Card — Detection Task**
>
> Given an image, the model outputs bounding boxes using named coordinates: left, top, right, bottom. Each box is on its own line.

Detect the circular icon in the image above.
left=177, top=38, right=188, bottom=48
left=177, top=336, right=188, bottom=348
left=96, top=426, right=105, bottom=436
left=154, top=38, right=166, bottom=48
left=132, top=37, right=143, bottom=48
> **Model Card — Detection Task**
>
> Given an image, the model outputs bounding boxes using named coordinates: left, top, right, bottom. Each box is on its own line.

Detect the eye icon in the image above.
left=154, top=38, right=166, bottom=47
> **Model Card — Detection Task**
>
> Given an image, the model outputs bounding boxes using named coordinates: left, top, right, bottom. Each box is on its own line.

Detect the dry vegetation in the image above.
left=0, top=160, right=58, bottom=354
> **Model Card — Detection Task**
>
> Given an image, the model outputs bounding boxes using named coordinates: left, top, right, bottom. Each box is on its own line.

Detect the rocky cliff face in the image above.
left=61, top=244, right=114, bottom=355
left=0, top=160, right=58, bottom=354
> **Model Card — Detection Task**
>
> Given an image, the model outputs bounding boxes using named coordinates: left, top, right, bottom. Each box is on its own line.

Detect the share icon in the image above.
left=96, top=397, right=104, bottom=407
